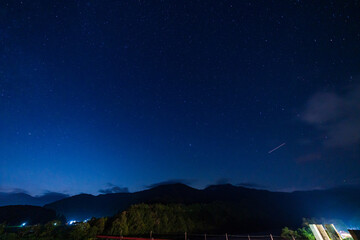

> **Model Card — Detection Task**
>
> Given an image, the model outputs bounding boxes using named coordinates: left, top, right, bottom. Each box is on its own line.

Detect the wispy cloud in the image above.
left=215, top=178, right=231, bottom=185
left=237, top=182, right=267, bottom=189
left=99, top=183, right=129, bottom=194
left=302, top=83, right=360, bottom=148
left=39, top=191, right=69, bottom=198
left=5, top=188, right=29, bottom=194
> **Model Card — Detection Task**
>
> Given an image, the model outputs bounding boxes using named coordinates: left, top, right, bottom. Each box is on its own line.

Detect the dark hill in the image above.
left=0, top=192, right=69, bottom=207
left=0, top=205, right=58, bottom=225
left=45, top=183, right=360, bottom=230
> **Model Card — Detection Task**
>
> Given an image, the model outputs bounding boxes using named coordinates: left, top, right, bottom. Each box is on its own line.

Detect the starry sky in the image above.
left=0, top=0, right=360, bottom=196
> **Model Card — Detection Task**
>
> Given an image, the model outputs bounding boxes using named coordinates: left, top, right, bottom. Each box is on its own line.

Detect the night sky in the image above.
left=1, top=0, right=360, bottom=196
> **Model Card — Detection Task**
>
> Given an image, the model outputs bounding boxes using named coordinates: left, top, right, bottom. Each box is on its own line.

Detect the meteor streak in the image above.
left=268, top=142, right=286, bottom=153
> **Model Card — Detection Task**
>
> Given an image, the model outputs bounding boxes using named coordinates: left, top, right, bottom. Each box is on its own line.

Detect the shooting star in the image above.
left=268, top=142, right=286, bottom=154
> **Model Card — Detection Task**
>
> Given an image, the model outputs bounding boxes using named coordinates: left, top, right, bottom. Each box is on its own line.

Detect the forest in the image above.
left=0, top=203, right=316, bottom=240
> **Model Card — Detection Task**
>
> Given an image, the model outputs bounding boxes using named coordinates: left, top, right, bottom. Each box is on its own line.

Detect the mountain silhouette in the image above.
left=0, top=192, right=69, bottom=207
left=44, top=183, right=360, bottom=230
left=0, top=205, right=59, bottom=225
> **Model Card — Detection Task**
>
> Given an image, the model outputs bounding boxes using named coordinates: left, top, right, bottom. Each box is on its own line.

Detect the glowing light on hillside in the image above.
left=68, top=220, right=76, bottom=225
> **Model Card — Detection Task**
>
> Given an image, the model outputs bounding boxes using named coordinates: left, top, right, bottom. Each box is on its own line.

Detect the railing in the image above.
left=96, top=233, right=283, bottom=240
left=97, top=237, right=170, bottom=240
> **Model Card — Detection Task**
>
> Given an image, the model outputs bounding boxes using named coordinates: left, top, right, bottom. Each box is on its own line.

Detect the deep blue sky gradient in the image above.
left=0, top=0, right=359, bottom=195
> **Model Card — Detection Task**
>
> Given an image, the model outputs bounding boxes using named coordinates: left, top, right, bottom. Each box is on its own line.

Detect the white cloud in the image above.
left=302, top=83, right=360, bottom=148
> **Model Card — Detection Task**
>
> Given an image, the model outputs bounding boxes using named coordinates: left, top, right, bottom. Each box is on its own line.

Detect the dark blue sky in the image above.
left=0, top=0, right=359, bottom=195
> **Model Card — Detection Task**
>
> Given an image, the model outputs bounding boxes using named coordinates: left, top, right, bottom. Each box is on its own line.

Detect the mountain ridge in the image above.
left=0, top=192, right=69, bottom=207
left=44, top=183, right=360, bottom=229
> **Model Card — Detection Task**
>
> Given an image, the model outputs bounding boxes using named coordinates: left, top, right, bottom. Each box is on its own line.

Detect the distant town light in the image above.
left=68, top=220, right=76, bottom=225
left=20, top=222, right=27, bottom=227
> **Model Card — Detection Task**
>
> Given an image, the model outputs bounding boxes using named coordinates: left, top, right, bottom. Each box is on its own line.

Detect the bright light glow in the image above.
left=83, top=218, right=90, bottom=223
left=20, top=222, right=27, bottom=227
left=339, top=231, right=352, bottom=239
left=68, top=220, right=76, bottom=225
left=53, top=222, right=57, bottom=226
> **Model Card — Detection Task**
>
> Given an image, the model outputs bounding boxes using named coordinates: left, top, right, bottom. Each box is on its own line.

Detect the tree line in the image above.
left=1, top=203, right=316, bottom=240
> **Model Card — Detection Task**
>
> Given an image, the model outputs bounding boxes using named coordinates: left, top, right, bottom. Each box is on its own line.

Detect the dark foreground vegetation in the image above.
left=45, top=183, right=360, bottom=230
left=3, top=184, right=360, bottom=233
left=1, top=184, right=359, bottom=240
left=0, top=205, right=60, bottom=225
left=0, top=203, right=317, bottom=240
